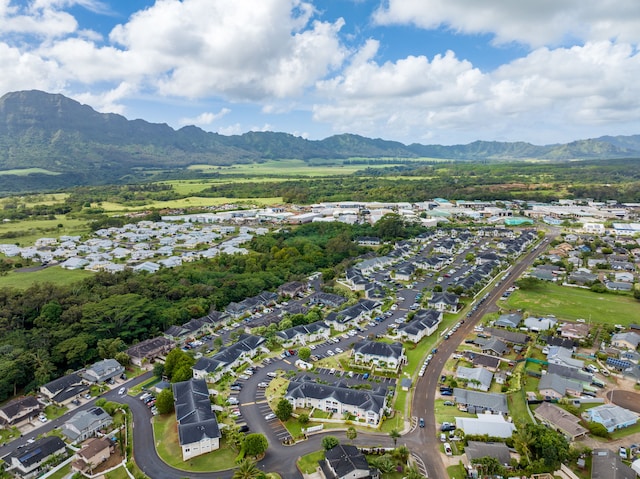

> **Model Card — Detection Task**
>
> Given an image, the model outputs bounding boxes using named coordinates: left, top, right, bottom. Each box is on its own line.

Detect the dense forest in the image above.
left=0, top=219, right=425, bottom=402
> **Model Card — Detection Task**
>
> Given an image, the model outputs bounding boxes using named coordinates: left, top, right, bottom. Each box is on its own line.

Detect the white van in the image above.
left=266, top=372, right=277, bottom=378
left=587, top=364, right=599, bottom=374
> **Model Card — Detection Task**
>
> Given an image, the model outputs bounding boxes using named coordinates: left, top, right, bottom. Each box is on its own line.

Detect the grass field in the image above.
left=505, top=283, right=640, bottom=325
left=0, top=266, right=92, bottom=289
left=97, top=195, right=283, bottom=212
left=0, top=216, right=89, bottom=246
left=297, top=450, right=325, bottom=473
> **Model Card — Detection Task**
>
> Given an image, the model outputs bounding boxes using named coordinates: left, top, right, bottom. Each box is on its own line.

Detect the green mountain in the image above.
left=0, top=90, right=638, bottom=193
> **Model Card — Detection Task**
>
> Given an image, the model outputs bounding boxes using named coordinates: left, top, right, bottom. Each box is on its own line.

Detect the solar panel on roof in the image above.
left=19, top=448, right=42, bottom=463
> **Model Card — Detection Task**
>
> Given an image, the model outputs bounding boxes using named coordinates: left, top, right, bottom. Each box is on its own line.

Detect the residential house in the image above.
left=173, top=378, right=221, bottom=461
left=285, top=379, right=387, bottom=425
left=277, top=281, right=307, bottom=298
left=6, top=436, right=67, bottom=479
left=40, top=373, right=88, bottom=405
left=397, top=309, right=442, bottom=343
left=465, top=441, right=511, bottom=471
left=456, top=366, right=493, bottom=392
left=523, top=316, right=557, bottom=332
left=345, top=268, right=369, bottom=291
left=427, top=292, right=459, bottom=313
left=308, top=292, right=348, bottom=309
left=583, top=404, right=638, bottom=433
left=455, top=414, right=516, bottom=438
left=393, top=263, right=415, bottom=281
left=276, top=321, right=331, bottom=346
left=469, top=354, right=501, bottom=372
left=547, top=363, right=592, bottom=385
left=533, top=402, right=588, bottom=441
left=452, top=389, right=509, bottom=415
left=352, top=341, right=405, bottom=372
left=484, top=327, right=529, bottom=346
left=324, top=300, right=380, bottom=331
left=192, top=334, right=266, bottom=382
left=494, top=313, right=522, bottom=329
left=0, top=396, right=41, bottom=426
left=592, top=449, right=637, bottom=479
left=126, top=336, right=175, bottom=367
left=80, top=359, right=124, bottom=384
left=538, top=373, right=583, bottom=399
left=559, top=322, right=591, bottom=340
left=71, top=437, right=113, bottom=474
left=322, top=444, right=379, bottom=479
left=611, top=332, right=640, bottom=350
left=547, top=346, right=585, bottom=370
left=480, top=337, right=508, bottom=356
left=62, top=407, right=113, bottom=443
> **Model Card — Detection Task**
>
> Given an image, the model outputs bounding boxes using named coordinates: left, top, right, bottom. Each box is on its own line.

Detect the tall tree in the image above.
left=232, top=458, right=261, bottom=479
left=346, top=426, right=357, bottom=443
left=244, top=433, right=269, bottom=458
left=389, top=429, right=401, bottom=447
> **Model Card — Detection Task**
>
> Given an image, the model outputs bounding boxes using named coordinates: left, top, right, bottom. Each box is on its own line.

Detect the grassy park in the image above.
left=505, top=282, right=639, bottom=325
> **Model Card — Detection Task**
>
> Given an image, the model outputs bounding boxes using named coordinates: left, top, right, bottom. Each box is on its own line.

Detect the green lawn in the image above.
left=0, top=167, right=61, bottom=176
left=380, top=411, right=404, bottom=434
left=0, top=216, right=89, bottom=246
left=105, top=466, right=131, bottom=479
left=45, top=464, right=72, bottom=479
left=506, top=283, right=640, bottom=325
left=98, top=196, right=283, bottom=212
left=507, top=390, right=534, bottom=426
left=153, top=414, right=237, bottom=471
left=0, top=266, right=92, bottom=289
left=297, top=450, right=325, bottom=473
left=447, top=463, right=466, bottom=479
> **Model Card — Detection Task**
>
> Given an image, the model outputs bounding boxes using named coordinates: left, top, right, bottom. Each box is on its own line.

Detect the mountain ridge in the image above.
left=1, top=90, right=640, bottom=193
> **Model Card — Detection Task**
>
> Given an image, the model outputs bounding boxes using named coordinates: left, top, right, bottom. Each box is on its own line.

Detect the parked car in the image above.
left=444, top=443, right=453, bottom=456
left=257, top=382, right=269, bottom=388
left=441, top=422, right=456, bottom=432
left=265, top=413, right=277, bottom=421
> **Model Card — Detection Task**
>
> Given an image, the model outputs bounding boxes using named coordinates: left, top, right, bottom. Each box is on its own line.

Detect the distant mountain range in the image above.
left=1, top=90, right=640, bottom=193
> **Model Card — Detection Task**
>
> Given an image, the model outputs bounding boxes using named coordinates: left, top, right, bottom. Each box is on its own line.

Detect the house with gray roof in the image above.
left=494, top=313, right=522, bottom=329
left=484, top=327, right=529, bottom=345
left=192, top=334, right=266, bottom=382
left=0, top=396, right=41, bottom=426
left=453, top=388, right=508, bottom=415
left=6, top=436, right=67, bottom=479
left=322, top=444, right=379, bottom=479
left=456, top=366, right=493, bottom=392
left=539, top=373, right=583, bottom=399
left=276, top=321, right=330, bottom=346
left=62, top=407, right=113, bottom=443
left=611, top=331, right=640, bottom=350
left=428, top=292, right=460, bottom=313
left=397, top=309, right=442, bottom=343
left=480, top=337, right=508, bottom=356
left=583, top=404, right=638, bottom=433
left=533, top=402, right=588, bottom=440
left=285, top=379, right=387, bottom=426
left=352, top=341, right=405, bottom=372
left=324, top=300, right=380, bottom=331
left=470, top=354, right=501, bottom=372
left=173, top=378, right=221, bottom=461
left=465, top=441, right=511, bottom=469
left=80, top=359, right=124, bottom=384
left=126, top=336, right=175, bottom=367
left=523, top=316, right=557, bottom=332
left=592, top=449, right=637, bottom=479
left=40, top=373, right=88, bottom=405
left=547, top=363, right=592, bottom=385
left=547, top=346, right=584, bottom=370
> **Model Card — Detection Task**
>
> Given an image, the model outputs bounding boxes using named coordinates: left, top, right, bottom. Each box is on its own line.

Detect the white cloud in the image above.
left=73, top=82, right=135, bottom=114
left=313, top=40, right=640, bottom=144
left=178, top=108, right=231, bottom=127
left=373, top=0, right=640, bottom=47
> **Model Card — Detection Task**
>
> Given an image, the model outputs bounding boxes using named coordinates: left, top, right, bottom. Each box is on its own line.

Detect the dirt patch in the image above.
left=606, top=389, right=640, bottom=414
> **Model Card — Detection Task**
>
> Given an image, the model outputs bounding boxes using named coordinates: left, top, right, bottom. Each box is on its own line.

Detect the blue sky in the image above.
left=2, top=0, right=640, bottom=145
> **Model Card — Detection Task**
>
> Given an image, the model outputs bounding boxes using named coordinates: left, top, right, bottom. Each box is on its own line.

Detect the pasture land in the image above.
left=505, top=283, right=639, bottom=325
left=0, top=216, right=89, bottom=246
left=96, top=196, right=283, bottom=212
left=0, top=266, right=92, bottom=289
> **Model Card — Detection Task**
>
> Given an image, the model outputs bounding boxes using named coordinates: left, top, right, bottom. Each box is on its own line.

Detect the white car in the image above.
left=326, top=350, right=335, bottom=356
left=335, top=347, right=343, bottom=354
left=265, top=413, right=277, bottom=421
left=118, top=387, right=126, bottom=395
left=38, top=415, right=48, bottom=423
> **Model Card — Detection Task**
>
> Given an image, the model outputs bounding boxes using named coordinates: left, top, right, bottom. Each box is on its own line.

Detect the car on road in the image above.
left=419, top=418, right=425, bottom=428
left=265, top=413, right=277, bottom=421
left=118, top=387, right=126, bottom=395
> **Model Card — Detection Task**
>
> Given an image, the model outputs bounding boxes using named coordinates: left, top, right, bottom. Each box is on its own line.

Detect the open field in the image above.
left=0, top=216, right=89, bottom=246
left=0, top=266, right=92, bottom=289
left=505, top=283, right=639, bottom=325
left=0, top=167, right=61, bottom=176
left=0, top=192, right=69, bottom=207
left=189, top=159, right=408, bottom=176
left=97, top=195, right=283, bottom=212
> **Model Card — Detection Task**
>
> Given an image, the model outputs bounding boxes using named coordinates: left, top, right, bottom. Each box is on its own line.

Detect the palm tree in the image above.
left=232, top=458, right=261, bottom=479
left=404, top=464, right=426, bottom=479
left=513, top=425, right=535, bottom=464
left=393, top=445, right=410, bottom=464
left=389, top=428, right=401, bottom=447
